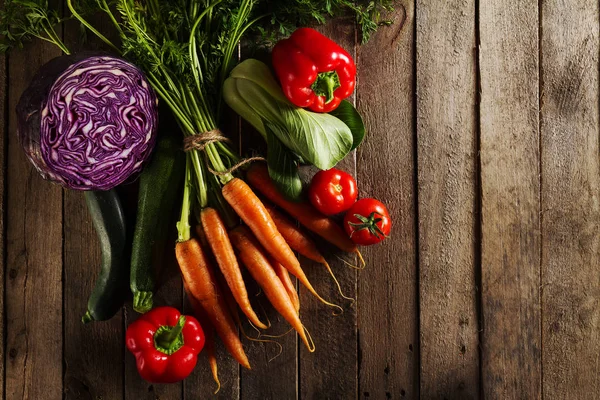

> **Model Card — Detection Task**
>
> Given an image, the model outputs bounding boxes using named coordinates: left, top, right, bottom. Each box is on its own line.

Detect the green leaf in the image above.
left=228, top=58, right=289, bottom=103
left=329, top=99, right=365, bottom=150
left=222, top=77, right=266, bottom=137
left=265, top=123, right=303, bottom=201
left=224, top=59, right=354, bottom=170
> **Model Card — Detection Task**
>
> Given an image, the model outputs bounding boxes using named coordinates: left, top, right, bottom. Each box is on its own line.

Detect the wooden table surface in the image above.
left=1, top=1, right=599, bottom=399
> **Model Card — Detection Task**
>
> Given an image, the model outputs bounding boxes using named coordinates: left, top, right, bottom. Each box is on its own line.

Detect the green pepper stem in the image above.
left=154, top=315, right=186, bottom=354
left=311, top=71, right=341, bottom=104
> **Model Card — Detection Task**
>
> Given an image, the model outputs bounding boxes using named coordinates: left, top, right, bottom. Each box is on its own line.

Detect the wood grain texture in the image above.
left=63, top=192, right=125, bottom=400
left=239, top=114, right=297, bottom=398
left=124, top=266, right=184, bottom=400
left=479, top=0, right=541, bottom=398
left=356, top=3, right=418, bottom=399
left=416, top=0, right=479, bottom=398
left=540, top=1, right=600, bottom=398
left=183, top=293, right=240, bottom=400
left=0, top=14, right=6, bottom=399
left=61, top=14, right=125, bottom=400
left=240, top=298, right=297, bottom=400
left=4, top=33, right=64, bottom=400
left=183, top=63, right=244, bottom=400
left=298, top=21, right=358, bottom=400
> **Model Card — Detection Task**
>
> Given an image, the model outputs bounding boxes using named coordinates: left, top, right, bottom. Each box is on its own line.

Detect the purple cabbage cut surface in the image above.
left=17, top=53, right=159, bottom=190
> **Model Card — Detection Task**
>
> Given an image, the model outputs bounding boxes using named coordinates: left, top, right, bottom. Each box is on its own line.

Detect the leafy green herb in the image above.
left=252, top=0, right=394, bottom=45
left=0, top=0, right=69, bottom=53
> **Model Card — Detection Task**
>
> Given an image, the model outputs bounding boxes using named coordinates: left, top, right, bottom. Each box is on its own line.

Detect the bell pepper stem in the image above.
left=154, top=315, right=186, bottom=354
left=311, top=71, right=341, bottom=104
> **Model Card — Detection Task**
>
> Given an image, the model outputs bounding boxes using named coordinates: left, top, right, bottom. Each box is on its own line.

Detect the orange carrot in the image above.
left=271, top=260, right=300, bottom=313
left=184, top=282, right=220, bottom=394
left=175, top=238, right=250, bottom=369
left=222, top=178, right=339, bottom=310
left=246, top=164, right=358, bottom=253
left=204, top=327, right=219, bottom=394
left=201, top=207, right=267, bottom=330
left=265, top=203, right=354, bottom=302
left=229, top=226, right=314, bottom=352
left=222, top=178, right=300, bottom=274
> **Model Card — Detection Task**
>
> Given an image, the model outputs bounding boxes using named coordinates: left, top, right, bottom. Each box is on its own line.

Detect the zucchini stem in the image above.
left=133, top=291, right=153, bottom=314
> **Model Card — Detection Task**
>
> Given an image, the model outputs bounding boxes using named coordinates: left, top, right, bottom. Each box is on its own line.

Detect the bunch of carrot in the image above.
left=175, top=163, right=361, bottom=390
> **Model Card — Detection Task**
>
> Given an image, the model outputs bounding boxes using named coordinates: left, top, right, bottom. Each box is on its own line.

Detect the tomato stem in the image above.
left=347, top=211, right=388, bottom=239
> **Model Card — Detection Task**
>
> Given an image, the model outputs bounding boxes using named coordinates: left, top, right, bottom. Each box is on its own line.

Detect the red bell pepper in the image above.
left=126, top=306, right=205, bottom=383
left=272, top=27, right=356, bottom=113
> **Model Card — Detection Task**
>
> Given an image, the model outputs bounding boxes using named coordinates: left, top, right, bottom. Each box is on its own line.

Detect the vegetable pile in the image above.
left=17, top=54, right=158, bottom=190
left=1, top=0, right=395, bottom=391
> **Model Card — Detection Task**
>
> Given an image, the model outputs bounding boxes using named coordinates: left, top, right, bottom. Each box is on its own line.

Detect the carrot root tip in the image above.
left=356, top=250, right=366, bottom=268
left=323, top=261, right=356, bottom=305
left=335, top=254, right=366, bottom=270
left=259, top=327, right=294, bottom=339
left=256, top=299, right=272, bottom=329
left=267, top=341, right=284, bottom=363
left=302, top=324, right=316, bottom=353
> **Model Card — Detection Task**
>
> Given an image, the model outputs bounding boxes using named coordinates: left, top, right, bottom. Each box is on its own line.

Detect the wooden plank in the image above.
left=233, top=43, right=297, bottom=399
left=184, top=60, right=242, bottom=400
left=356, top=3, right=418, bottom=399
left=5, top=33, right=64, bottom=400
left=183, top=292, right=240, bottom=400
left=540, top=1, right=600, bottom=397
left=0, top=18, right=6, bottom=400
left=124, top=256, right=184, bottom=400
left=62, top=192, right=125, bottom=400
left=416, top=0, right=479, bottom=397
left=298, top=21, right=358, bottom=400
left=479, top=0, right=541, bottom=398
left=61, top=14, right=125, bottom=400
left=239, top=285, right=297, bottom=400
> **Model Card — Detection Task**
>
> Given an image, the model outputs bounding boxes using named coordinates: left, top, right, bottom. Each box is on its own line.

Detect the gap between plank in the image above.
left=474, top=0, right=484, bottom=398
left=412, top=0, right=422, bottom=396
left=537, top=0, right=544, bottom=398
left=2, top=45, right=8, bottom=400
left=60, top=7, right=66, bottom=398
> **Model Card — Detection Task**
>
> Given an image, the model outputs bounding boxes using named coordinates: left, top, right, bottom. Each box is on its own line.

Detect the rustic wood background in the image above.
left=1, top=0, right=599, bottom=399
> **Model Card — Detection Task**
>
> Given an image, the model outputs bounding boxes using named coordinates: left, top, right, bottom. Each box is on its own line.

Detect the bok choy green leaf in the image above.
left=223, top=59, right=355, bottom=170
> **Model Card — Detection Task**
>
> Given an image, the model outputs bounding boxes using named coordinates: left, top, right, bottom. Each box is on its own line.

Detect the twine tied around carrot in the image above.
left=183, top=129, right=265, bottom=176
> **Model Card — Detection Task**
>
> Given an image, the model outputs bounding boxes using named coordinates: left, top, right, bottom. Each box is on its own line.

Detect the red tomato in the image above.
left=344, top=198, right=391, bottom=245
left=309, top=168, right=358, bottom=215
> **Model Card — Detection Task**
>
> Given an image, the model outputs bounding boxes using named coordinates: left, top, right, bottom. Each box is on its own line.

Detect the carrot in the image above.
left=204, top=327, right=220, bottom=394
left=265, top=203, right=354, bottom=302
left=175, top=238, right=251, bottom=369
left=246, top=164, right=358, bottom=254
left=184, top=282, right=220, bottom=394
left=222, top=178, right=339, bottom=310
left=222, top=178, right=300, bottom=275
left=271, top=260, right=300, bottom=313
left=201, top=207, right=268, bottom=330
left=229, top=226, right=314, bottom=352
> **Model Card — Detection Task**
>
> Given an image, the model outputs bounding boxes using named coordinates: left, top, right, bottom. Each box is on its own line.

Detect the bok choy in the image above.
left=223, top=59, right=364, bottom=200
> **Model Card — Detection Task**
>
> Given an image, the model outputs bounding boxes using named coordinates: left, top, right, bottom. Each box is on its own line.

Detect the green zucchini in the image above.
left=130, top=133, right=185, bottom=313
left=82, top=189, right=128, bottom=323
